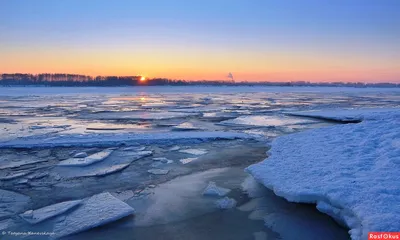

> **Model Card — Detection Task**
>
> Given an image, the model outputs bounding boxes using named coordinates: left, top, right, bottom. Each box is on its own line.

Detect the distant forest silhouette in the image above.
left=0, top=73, right=398, bottom=88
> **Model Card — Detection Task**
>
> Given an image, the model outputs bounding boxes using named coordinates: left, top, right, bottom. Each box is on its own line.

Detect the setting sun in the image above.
left=140, top=76, right=146, bottom=81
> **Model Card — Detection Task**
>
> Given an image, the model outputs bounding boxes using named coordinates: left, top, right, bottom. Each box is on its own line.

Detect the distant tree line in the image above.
left=0, top=73, right=398, bottom=88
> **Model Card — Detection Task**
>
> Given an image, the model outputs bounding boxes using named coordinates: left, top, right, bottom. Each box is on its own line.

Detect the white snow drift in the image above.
left=246, top=109, right=400, bottom=240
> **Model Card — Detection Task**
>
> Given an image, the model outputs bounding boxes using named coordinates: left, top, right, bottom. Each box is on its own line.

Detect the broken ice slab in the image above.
left=122, top=146, right=145, bottom=151
left=0, top=189, right=30, bottom=218
left=152, top=157, right=171, bottom=163
left=20, top=200, right=82, bottom=224
left=58, top=149, right=114, bottom=167
left=53, top=192, right=135, bottom=239
left=54, top=151, right=152, bottom=178
left=172, top=122, right=201, bottom=131
left=147, top=169, right=169, bottom=175
left=0, top=170, right=31, bottom=180
left=215, top=197, right=237, bottom=209
left=73, top=152, right=88, bottom=158
left=219, top=115, right=316, bottom=127
left=0, top=153, right=48, bottom=170
left=168, top=146, right=180, bottom=151
left=203, top=182, right=231, bottom=197
left=179, top=149, right=208, bottom=155
left=179, top=158, right=198, bottom=164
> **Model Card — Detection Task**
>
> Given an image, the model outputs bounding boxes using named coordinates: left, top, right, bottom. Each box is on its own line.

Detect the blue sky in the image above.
left=1, top=0, right=399, bottom=82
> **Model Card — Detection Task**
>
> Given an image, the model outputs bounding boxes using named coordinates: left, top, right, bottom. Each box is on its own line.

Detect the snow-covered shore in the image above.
left=246, top=108, right=400, bottom=240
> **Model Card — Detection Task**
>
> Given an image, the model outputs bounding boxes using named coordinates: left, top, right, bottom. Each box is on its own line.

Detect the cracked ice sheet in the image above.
left=286, top=107, right=400, bottom=122
left=54, top=151, right=152, bottom=178
left=79, top=111, right=200, bottom=120
left=53, top=192, right=134, bottom=239
left=246, top=110, right=400, bottom=240
left=0, top=153, right=47, bottom=170
left=0, top=189, right=30, bottom=218
left=0, top=131, right=251, bottom=148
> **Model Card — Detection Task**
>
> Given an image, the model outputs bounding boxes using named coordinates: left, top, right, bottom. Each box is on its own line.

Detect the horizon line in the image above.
left=1, top=72, right=399, bottom=84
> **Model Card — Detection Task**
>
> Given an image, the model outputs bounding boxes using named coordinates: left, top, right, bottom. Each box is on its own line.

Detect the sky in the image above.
left=1, top=0, right=400, bottom=82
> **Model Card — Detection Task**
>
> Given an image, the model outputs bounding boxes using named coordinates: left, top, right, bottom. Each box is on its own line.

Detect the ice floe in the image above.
left=179, top=157, right=198, bottom=164
left=203, top=181, right=231, bottom=197
left=73, top=152, right=88, bottom=158
left=219, top=115, right=316, bottom=127
left=53, top=192, right=135, bottom=238
left=246, top=109, right=400, bottom=240
left=168, top=146, right=180, bottom=151
left=58, top=149, right=113, bottom=167
left=179, top=148, right=208, bottom=155
left=20, top=200, right=82, bottom=224
left=215, top=197, right=237, bottom=209
left=54, top=150, right=152, bottom=178
left=172, top=122, right=201, bottom=131
left=0, top=131, right=251, bottom=148
left=0, top=189, right=30, bottom=218
left=147, top=169, right=169, bottom=175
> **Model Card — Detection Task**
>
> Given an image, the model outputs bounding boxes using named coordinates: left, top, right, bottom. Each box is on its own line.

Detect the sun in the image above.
left=140, top=76, right=146, bottom=81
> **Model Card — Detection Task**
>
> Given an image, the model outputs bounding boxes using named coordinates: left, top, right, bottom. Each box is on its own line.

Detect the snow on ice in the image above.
left=246, top=109, right=400, bottom=240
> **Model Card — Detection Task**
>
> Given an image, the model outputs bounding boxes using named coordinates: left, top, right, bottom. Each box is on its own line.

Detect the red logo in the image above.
left=369, top=233, right=400, bottom=240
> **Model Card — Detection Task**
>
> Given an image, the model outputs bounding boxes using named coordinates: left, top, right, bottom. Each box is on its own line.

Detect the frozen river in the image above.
left=0, top=86, right=399, bottom=240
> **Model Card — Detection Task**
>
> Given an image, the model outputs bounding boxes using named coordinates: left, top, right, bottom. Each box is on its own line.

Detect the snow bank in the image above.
left=286, top=107, right=399, bottom=122
left=246, top=109, right=400, bottom=240
left=20, top=200, right=82, bottom=224
left=0, top=131, right=251, bottom=148
left=53, top=192, right=134, bottom=238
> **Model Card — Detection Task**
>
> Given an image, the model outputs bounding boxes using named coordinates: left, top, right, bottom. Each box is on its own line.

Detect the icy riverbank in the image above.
left=247, top=108, right=400, bottom=240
